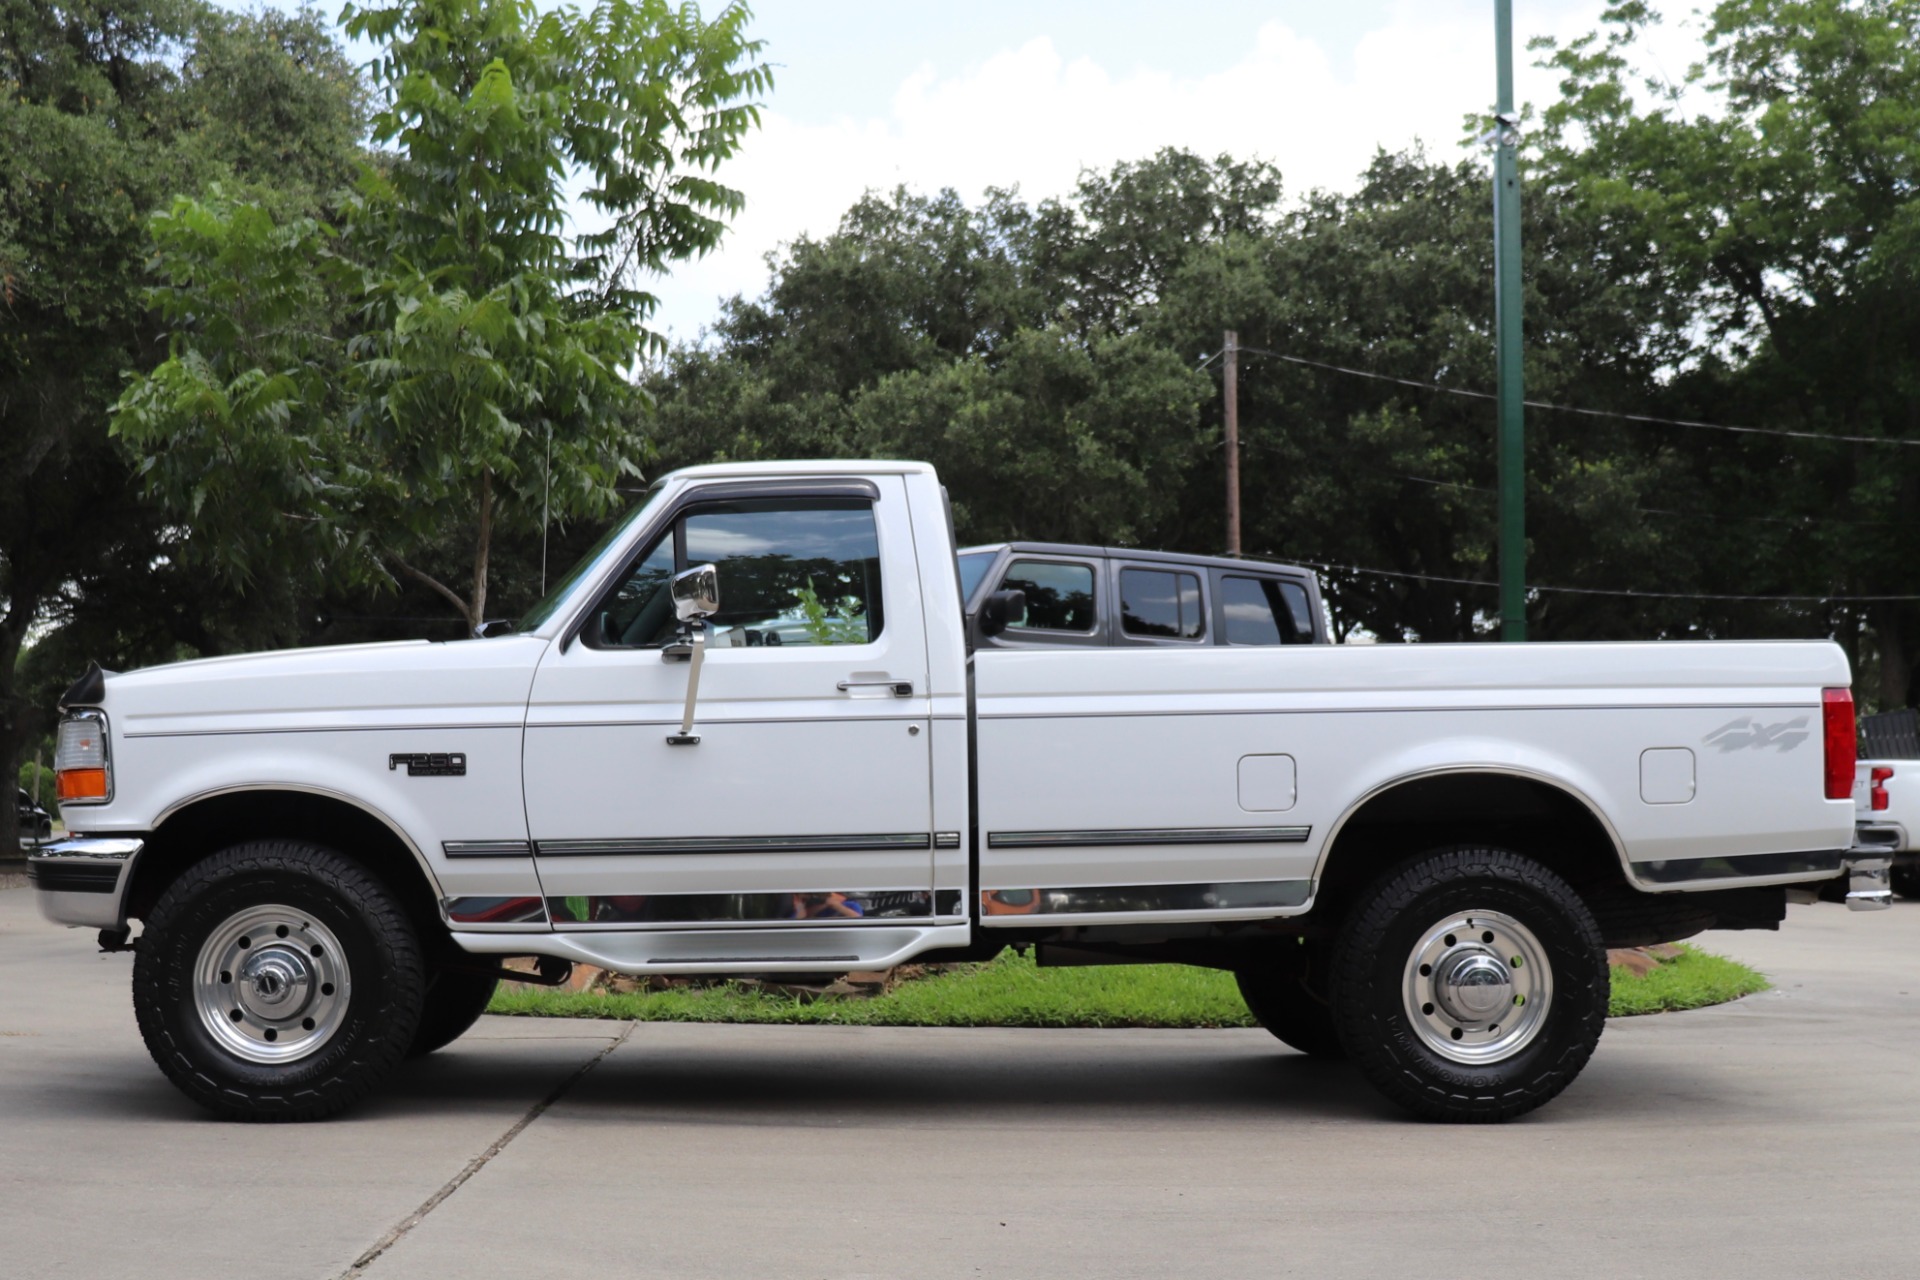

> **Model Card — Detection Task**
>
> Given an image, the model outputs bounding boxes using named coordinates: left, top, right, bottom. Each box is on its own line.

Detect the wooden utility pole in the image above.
left=1224, top=329, right=1241, bottom=555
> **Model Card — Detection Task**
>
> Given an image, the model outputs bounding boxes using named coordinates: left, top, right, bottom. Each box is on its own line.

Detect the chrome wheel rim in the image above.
left=1402, top=908, right=1551, bottom=1066
left=193, top=905, right=351, bottom=1065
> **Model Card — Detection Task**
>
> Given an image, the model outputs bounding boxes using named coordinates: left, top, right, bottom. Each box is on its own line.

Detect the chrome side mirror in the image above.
left=666, top=564, right=719, bottom=746
left=672, top=563, right=720, bottom=621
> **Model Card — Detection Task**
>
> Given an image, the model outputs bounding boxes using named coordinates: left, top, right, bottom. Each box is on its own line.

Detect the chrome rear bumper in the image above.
left=27, top=837, right=142, bottom=929
left=1840, top=849, right=1892, bottom=911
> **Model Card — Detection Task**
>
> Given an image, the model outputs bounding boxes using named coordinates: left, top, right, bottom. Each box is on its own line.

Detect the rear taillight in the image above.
left=1823, top=688, right=1856, bottom=801
left=55, top=712, right=110, bottom=804
left=1871, top=765, right=1893, bottom=811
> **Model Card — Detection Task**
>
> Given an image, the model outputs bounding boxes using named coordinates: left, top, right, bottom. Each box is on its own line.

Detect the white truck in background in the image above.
left=1852, top=709, right=1920, bottom=899
left=28, top=459, right=1884, bottom=1126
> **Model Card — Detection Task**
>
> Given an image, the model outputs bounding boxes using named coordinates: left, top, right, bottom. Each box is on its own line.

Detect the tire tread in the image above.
left=1330, top=846, right=1607, bottom=1123
left=132, top=840, right=424, bottom=1122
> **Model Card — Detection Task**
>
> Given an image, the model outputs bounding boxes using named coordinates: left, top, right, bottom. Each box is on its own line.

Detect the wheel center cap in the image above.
left=1433, top=951, right=1513, bottom=1022
left=240, top=949, right=311, bottom=1015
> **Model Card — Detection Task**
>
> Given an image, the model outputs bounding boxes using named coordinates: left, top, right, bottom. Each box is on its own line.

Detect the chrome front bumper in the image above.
left=27, top=837, right=143, bottom=930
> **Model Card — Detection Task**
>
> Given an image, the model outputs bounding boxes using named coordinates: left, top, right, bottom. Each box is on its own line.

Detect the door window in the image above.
left=1220, top=576, right=1316, bottom=645
left=590, top=498, right=883, bottom=648
left=1120, top=568, right=1204, bottom=639
left=1000, top=560, right=1096, bottom=633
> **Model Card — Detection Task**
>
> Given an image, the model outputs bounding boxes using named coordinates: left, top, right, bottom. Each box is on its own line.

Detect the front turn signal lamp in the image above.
left=55, top=711, right=111, bottom=804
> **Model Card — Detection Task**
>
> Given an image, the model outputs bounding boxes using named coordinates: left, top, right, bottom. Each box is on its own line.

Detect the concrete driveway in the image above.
left=2, top=883, right=1917, bottom=1280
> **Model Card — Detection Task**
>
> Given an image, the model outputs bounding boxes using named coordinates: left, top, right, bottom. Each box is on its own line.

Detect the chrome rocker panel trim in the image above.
left=451, top=921, right=975, bottom=976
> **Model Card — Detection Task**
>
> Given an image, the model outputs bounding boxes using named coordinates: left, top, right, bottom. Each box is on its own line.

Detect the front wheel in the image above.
left=132, top=840, right=424, bottom=1122
left=1331, top=846, right=1607, bottom=1123
left=408, top=970, right=500, bottom=1057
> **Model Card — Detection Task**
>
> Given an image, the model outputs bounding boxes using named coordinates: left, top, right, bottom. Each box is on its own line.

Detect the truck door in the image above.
left=522, top=477, right=935, bottom=930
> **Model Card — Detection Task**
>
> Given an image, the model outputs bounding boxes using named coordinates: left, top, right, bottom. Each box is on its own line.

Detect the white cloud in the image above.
left=648, top=3, right=1714, bottom=343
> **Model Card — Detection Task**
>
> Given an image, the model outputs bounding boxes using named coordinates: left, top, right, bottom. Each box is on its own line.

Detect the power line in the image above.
left=1203, top=344, right=1920, bottom=449
left=1228, top=443, right=1889, bottom=529
left=1381, top=467, right=1899, bottom=528
left=1284, top=557, right=1920, bottom=603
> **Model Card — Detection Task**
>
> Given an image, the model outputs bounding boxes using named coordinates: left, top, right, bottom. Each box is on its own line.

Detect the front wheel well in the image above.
left=127, top=790, right=448, bottom=950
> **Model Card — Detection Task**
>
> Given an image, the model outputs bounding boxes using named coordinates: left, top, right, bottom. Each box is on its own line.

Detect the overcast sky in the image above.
left=219, top=2, right=1709, bottom=341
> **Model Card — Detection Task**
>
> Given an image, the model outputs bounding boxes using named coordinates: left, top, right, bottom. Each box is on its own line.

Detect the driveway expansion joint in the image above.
left=340, top=1021, right=635, bottom=1276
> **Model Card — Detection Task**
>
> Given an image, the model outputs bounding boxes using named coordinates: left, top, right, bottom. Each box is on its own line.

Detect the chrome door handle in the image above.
left=837, top=678, right=914, bottom=697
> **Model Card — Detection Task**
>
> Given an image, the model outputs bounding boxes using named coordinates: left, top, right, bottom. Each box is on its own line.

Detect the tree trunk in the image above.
left=1877, top=605, right=1912, bottom=711
left=468, top=468, right=493, bottom=631
left=0, top=620, right=28, bottom=855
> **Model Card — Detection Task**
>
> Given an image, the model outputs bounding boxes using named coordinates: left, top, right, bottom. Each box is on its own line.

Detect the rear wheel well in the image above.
left=1312, top=772, right=1629, bottom=927
left=127, top=791, right=448, bottom=951
left=1307, top=771, right=1777, bottom=947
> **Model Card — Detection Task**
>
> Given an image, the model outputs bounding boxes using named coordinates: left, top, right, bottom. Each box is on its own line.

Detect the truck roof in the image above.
left=957, top=540, right=1317, bottom=579
left=661, top=458, right=940, bottom=483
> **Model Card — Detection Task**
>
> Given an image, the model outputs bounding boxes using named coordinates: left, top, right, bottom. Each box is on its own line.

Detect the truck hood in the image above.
left=95, top=637, right=551, bottom=737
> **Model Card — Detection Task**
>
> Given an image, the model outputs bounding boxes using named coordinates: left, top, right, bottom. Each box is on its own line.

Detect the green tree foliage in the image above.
left=1148, top=151, right=1688, bottom=641
left=0, top=0, right=366, bottom=849
left=1535, top=0, right=1920, bottom=698
left=114, top=0, right=771, bottom=629
left=654, top=4, right=1919, bottom=659
left=648, top=155, right=1247, bottom=546
left=648, top=148, right=1684, bottom=638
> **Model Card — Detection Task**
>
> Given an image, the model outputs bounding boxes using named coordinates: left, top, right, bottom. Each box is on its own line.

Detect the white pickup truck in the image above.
left=1850, top=709, right=1920, bottom=899
left=31, top=460, right=1882, bottom=1124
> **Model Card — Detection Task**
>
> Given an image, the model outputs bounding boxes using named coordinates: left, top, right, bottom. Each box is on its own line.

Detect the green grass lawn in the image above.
left=487, top=944, right=1766, bottom=1028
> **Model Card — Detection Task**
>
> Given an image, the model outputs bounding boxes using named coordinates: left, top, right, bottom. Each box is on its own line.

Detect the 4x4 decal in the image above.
left=1701, top=717, right=1810, bottom=753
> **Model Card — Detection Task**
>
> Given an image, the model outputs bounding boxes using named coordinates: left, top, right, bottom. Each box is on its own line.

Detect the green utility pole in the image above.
left=1494, top=0, right=1526, bottom=641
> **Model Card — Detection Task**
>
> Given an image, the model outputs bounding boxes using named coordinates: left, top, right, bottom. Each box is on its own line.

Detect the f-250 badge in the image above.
left=389, top=752, right=467, bottom=777
left=1701, top=717, right=1809, bottom=753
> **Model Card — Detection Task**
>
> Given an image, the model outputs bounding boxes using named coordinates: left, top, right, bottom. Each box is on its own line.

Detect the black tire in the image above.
left=408, top=970, right=500, bottom=1057
left=132, top=840, right=424, bottom=1122
left=1330, top=846, right=1607, bottom=1123
left=1234, top=945, right=1346, bottom=1059
left=1891, top=864, right=1920, bottom=901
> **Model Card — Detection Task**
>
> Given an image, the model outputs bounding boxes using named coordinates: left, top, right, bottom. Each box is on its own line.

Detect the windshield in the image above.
left=516, top=486, right=665, bottom=633
left=956, top=550, right=999, bottom=609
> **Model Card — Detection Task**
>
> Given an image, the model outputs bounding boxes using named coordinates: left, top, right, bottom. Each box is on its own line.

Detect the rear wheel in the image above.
left=1331, top=846, right=1607, bottom=1123
left=408, top=970, right=500, bottom=1057
left=132, top=840, right=424, bottom=1122
left=1234, top=944, right=1345, bottom=1059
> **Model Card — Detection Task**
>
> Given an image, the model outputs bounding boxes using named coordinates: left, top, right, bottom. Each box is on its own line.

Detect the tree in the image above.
left=648, top=149, right=1690, bottom=640
left=1146, top=149, right=1692, bottom=641
left=0, top=1, right=367, bottom=850
left=114, top=0, right=772, bottom=630
left=1534, top=0, right=1920, bottom=697
left=647, top=152, right=1270, bottom=545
